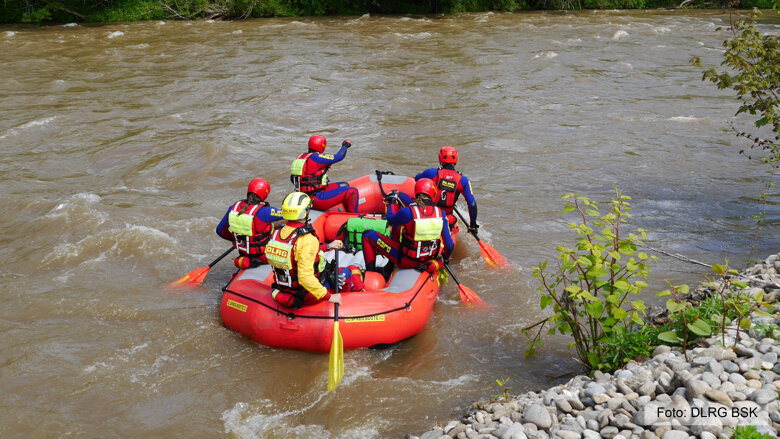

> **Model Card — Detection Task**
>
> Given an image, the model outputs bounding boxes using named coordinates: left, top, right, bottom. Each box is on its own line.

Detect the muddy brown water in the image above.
left=1, top=10, right=778, bottom=438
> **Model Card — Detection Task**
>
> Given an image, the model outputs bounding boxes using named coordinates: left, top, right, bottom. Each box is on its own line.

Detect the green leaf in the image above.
left=608, top=251, right=621, bottom=261
left=732, top=281, right=749, bottom=289
left=561, top=205, right=575, bottom=214
left=739, top=318, right=752, bottom=330
left=656, top=289, right=672, bottom=298
left=576, top=256, right=593, bottom=267
left=540, top=295, right=553, bottom=310
left=613, top=279, right=630, bottom=291
left=658, top=331, right=681, bottom=344
left=613, top=307, right=629, bottom=320
left=585, top=300, right=604, bottom=318
left=618, top=242, right=637, bottom=255
left=687, top=319, right=712, bottom=336
left=564, top=285, right=581, bottom=295
left=586, top=265, right=607, bottom=279
left=677, top=284, right=690, bottom=294
left=631, top=311, right=644, bottom=325
left=606, top=294, right=620, bottom=304
left=631, top=300, right=646, bottom=312
left=586, top=209, right=600, bottom=217
left=635, top=280, right=648, bottom=289
left=666, top=299, right=686, bottom=313
left=712, top=264, right=726, bottom=275
left=587, top=353, right=600, bottom=368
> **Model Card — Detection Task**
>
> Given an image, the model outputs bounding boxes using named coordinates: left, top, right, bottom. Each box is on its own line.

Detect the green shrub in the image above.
left=731, top=425, right=773, bottom=439
left=525, top=190, right=655, bottom=373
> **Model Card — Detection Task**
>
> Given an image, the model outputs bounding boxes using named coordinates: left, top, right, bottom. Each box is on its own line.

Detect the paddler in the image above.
left=216, top=178, right=282, bottom=269
left=362, top=179, right=454, bottom=280
left=414, top=145, right=478, bottom=232
left=290, top=135, right=360, bottom=213
left=264, top=192, right=346, bottom=309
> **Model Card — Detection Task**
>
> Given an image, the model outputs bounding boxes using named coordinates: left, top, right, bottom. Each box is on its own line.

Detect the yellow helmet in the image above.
left=282, top=192, right=311, bottom=221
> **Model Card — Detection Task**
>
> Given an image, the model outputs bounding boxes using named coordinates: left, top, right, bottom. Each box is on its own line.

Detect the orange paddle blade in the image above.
left=167, top=266, right=210, bottom=289
left=458, top=285, right=490, bottom=308
left=479, top=241, right=510, bottom=269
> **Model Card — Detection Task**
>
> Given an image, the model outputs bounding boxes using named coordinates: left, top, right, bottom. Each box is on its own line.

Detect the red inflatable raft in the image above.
left=219, top=174, right=459, bottom=353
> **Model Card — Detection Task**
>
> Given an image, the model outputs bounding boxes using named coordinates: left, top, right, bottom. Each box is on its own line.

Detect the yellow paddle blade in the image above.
left=458, top=285, right=490, bottom=309
left=327, top=321, right=344, bottom=392
left=479, top=241, right=510, bottom=269
left=166, top=266, right=210, bottom=289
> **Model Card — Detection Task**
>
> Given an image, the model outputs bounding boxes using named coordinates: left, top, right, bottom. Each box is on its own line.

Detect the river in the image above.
left=1, top=10, right=778, bottom=438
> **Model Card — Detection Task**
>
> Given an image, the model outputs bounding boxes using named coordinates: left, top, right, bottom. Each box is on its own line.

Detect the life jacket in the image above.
left=227, top=201, right=273, bottom=256
left=291, top=153, right=329, bottom=194
left=434, top=168, right=462, bottom=212
left=399, top=204, right=443, bottom=261
left=265, top=225, right=327, bottom=308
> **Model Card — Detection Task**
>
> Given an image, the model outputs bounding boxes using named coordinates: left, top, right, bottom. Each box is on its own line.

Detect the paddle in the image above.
left=452, top=207, right=509, bottom=269
left=327, top=249, right=344, bottom=392
left=167, top=247, right=234, bottom=289
left=442, top=261, right=489, bottom=308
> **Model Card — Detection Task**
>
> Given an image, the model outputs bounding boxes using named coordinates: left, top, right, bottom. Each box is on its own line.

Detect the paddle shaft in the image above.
left=441, top=261, right=462, bottom=286
left=210, top=247, right=235, bottom=268
left=453, top=207, right=480, bottom=241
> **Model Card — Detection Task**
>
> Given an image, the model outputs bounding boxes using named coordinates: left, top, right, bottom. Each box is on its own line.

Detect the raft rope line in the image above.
left=221, top=273, right=433, bottom=320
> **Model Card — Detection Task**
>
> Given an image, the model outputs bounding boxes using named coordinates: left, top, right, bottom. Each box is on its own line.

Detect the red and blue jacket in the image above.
left=386, top=201, right=454, bottom=260
left=415, top=165, right=477, bottom=225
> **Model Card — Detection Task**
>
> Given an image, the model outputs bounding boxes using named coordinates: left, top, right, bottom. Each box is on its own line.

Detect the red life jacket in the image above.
left=433, top=168, right=463, bottom=213
left=266, top=225, right=324, bottom=308
left=229, top=201, right=273, bottom=257
left=292, top=153, right=329, bottom=194
left=399, top=204, right=443, bottom=262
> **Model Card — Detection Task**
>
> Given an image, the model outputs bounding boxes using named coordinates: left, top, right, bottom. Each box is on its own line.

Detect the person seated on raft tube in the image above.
left=216, top=178, right=283, bottom=269
left=362, top=178, right=454, bottom=278
left=411, top=145, right=478, bottom=233
left=265, top=192, right=363, bottom=309
left=290, top=135, right=360, bottom=213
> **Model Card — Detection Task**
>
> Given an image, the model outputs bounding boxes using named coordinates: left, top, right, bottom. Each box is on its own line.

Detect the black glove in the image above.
left=468, top=222, right=479, bottom=233
left=342, top=140, right=351, bottom=148
left=384, top=189, right=399, bottom=204
left=443, top=256, right=451, bottom=265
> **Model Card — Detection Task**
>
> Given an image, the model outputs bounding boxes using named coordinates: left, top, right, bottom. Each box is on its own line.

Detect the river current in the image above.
left=1, top=10, right=778, bottom=438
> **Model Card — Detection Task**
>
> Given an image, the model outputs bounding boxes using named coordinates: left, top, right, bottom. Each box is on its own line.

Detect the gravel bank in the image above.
left=412, top=253, right=780, bottom=439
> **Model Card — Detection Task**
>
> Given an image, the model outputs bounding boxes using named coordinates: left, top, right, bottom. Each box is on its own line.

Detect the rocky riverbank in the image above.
left=412, top=253, right=780, bottom=439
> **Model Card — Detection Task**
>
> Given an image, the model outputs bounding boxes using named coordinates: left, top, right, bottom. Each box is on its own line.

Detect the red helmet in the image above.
left=414, top=178, right=437, bottom=200
left=438, top=146, right=458, bottom=164
left=247, top=178, right=270, bottom=201
left=308, top=135, right=327, bottom=154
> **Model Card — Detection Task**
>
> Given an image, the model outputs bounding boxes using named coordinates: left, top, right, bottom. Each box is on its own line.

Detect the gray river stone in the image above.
left=751, top=389, right=777, bottom=405
left=660, top=431, right=688, bottom=439
left=499, top=422, right=526, bottom=439
left=685, top=380, right=709, bottom=400
left=555, top=398, right=572, bottom=414
left=523, top=404, right=552, bottom=430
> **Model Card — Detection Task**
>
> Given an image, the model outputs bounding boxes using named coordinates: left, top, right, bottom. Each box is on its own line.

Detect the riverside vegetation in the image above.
left=1, top=0, right=776, bottom=24
left=411, top=9, right=779, bottom=437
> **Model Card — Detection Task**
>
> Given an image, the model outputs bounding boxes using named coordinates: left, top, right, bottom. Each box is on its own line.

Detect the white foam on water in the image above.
left=533, top=51, right=557, bottom=59
left=157, top=21, right=166, bottom=25
left=232, top=30, right=243, bottom=34
left=668, top=115, right=703, bottom=123
left=130, top=43, right=149, bottom=49
left=430, top=374, right=479, bottom=387
left=618, top=62, right=633, bottom=69
left=654, top=26, right=672, bottom=34
left=83, top=361, right=114, bottom=373
left=567, top=38, right=582, bottom=43
left=2, top=116, right=58, bottom=139
left=119, top=343, right=149, bottom=355
left=395, top=32, right=432, bottom=40
left=205, top=19, right=215, bottom=23
left=107, top=31, right=124, bottom=39
left=612, top=30, right=629, bottom=40
left=4, top=31, right=15, bottom=37
left=62, top=23, right=78, bottom=27
left=223, top=391, right=332, bottom=439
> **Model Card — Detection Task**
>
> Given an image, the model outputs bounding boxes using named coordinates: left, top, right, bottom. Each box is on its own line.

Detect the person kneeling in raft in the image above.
left=265, top=192, right=363, bottom=309
left=290, top=135, right=360, bottom=213
left=216, top=178, right=283, bottom=269
left=362, top=178, right=454, bottom=279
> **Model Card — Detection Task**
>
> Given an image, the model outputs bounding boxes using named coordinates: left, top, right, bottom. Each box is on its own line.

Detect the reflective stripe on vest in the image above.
left=228, top=202, right=263, bottom=254
left=400, top=205, right=442, bottom=259
left=435, top=168, right=462, bottom=209
left=291, top=153, right=329, bottom=193
left=265, top=227, right=325, bottom=290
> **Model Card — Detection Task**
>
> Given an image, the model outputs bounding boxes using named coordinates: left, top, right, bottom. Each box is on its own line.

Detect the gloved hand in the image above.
left=468, top=222, right=480, bottom=233
left=384, top=190, right=399, bottom=205
left=342, top=140, right=351, bottom=148
left=443, top=256, right=451, bottom=266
